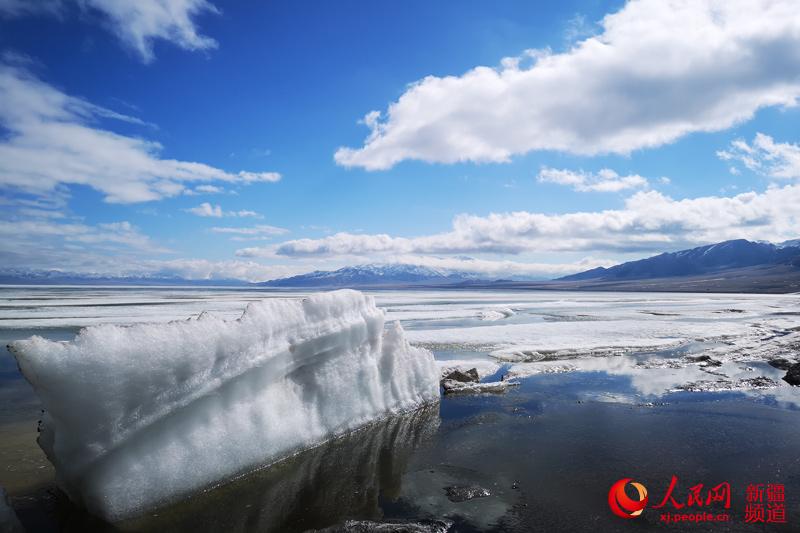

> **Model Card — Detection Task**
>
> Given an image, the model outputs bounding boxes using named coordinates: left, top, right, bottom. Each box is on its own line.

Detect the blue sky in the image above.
left=1, top=0, right=799, bottom=281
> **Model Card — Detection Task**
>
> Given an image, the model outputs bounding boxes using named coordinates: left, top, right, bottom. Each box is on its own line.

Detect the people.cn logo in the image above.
left=609, top=478, right=649, bottom=519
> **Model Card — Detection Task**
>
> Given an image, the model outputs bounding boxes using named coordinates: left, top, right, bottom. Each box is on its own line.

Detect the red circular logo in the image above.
left=609, top=478, right=648, bottom=519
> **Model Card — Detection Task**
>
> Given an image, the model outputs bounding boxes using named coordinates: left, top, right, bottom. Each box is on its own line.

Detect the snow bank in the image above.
left=9, top=290, right=439, bottom=521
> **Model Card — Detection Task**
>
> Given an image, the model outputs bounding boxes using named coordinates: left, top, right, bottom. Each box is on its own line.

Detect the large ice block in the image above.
left=9, top=290, right=439, bottom=521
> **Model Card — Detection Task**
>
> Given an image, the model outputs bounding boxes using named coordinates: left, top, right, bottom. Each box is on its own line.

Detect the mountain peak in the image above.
left=559, top=239, right=800, bottom=282
left=259, top=263, right=481, bottom=288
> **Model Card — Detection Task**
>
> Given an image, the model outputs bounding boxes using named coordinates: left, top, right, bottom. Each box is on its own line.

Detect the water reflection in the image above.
left=118, top=406, right=440, bottom=533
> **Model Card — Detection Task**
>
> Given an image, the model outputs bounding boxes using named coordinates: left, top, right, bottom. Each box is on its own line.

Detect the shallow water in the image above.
left=1, top=286, right=799, bottom=531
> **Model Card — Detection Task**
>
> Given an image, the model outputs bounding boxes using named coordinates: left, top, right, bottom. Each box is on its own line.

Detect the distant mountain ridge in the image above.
left=559, top=239, right=800, bottom=282
left=4, top=239, right=800, bottom=292
left=258, top=264, right=484, bottom=287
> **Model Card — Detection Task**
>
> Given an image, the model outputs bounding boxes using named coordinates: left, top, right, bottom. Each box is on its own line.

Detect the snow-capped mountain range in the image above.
left=559, top=239, right=800, bottom=282
left=258, top=264, right=486, bottom=287
left=3, top=238, right=799, bottom=289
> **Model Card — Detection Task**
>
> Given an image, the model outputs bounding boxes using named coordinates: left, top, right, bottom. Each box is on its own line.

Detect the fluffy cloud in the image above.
left=240, top=184, right=800, bottom=258
left=185, top=203, right=262, bottom=218
left=186, top=202, right=223, bottom=217
left=537, top=167, right=648, bottom=192
left=718, top=133, right=800, bottom=179
left=0, top=62, right=281, bottom=203
left=0, top=0, right=218, bottom=63
left=336, top=0, right=800, bottom=170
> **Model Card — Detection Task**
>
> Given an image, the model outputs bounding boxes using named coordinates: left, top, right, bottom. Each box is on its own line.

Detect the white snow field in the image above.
left=8, top=290, right=439, bottom=521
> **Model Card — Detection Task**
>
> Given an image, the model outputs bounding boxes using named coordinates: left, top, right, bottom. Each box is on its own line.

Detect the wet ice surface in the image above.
left=1, top=287, right=800, bottom=531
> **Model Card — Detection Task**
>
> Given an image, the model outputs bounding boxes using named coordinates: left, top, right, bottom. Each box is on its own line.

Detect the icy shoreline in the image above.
left=8, top=290, right=440, bottom=521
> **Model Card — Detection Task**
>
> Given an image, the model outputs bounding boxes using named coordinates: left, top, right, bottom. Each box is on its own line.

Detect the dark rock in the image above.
left=768, top=358, right=794, bottom=371
left=442, top=368, right=479, bottom=383
left=748, top=376, right=778, bottom=388
left=444, top=485, right=491, bottom=503
left=686, top=354, right=722, bottom=366
left=783, top=363, right=800, bottom=386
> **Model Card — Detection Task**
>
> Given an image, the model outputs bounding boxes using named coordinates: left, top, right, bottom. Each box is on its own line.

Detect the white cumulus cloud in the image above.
left=240, top=184, right=800, bottom=258
left=718, top=133, right=800, bottom=179
left=335, top=0, right=800, bottom=170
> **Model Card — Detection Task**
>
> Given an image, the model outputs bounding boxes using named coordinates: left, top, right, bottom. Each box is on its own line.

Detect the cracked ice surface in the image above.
left=381, top=290, right=800, bottom=402
left=395, top=291, right=800, bottom=364
left=8, top=290, right=439, bottom=521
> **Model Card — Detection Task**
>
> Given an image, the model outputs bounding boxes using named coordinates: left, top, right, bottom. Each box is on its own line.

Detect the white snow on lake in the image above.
left=2, top=286, right=799, bottom=401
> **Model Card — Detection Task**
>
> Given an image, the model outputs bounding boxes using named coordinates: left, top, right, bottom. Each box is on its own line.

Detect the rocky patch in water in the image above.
left=686, top=354, right=723, bottom=367
left=316, top=519, right=453, bottom=532
left=444, top=485, right=492, bottom=503
left=675, top=376, right=778, bottom=392
left=441, top=379, right=518, bottom=395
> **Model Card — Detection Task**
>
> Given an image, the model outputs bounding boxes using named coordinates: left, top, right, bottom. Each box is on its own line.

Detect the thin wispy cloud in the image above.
left=185, top=203, right=263, bottom=218
left=0, top=62, right=281, bottom=204
left=0, top=0, right=62, bottom=17
left=0, top=0, right=219, bottom=63
left=211, top=224, right=289, bottom=237
left=537, top=167, right=649, bottom=193
left=0, top=217, right=170, bottom=258
left=184, top=185, right=226, bottom=195
left=336, top=0, right=800, bottom=170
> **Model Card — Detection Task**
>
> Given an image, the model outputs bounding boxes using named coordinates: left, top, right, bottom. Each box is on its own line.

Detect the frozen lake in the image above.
left=1, top=286, right=799, bottom=531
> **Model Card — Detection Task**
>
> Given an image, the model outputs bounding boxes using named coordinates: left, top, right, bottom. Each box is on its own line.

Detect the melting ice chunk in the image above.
left=9, top=290, right=439, bottom=521
left=478, top=308, right=515, bottom=321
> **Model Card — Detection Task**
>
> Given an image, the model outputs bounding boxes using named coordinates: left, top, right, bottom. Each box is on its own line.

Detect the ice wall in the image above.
left=9, top=290, right=439, bottom=521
